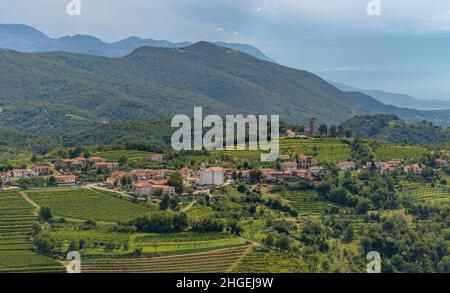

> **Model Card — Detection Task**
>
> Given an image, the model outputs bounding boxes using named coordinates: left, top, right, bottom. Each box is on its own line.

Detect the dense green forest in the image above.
left=342, top=115, right=450, bottom=145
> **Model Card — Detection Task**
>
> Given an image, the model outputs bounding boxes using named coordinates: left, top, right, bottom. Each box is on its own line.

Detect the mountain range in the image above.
left=2, top=26, right=450, bottom=152
left=0, top=24, right=275, bottom=62
left=0, top=41, right=357, bottom=135
left=331, top=81, right=450, bottom=110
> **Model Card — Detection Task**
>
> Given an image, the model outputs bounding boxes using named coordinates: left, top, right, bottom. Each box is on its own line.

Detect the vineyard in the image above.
left=372, top=145, right=427, bottom=161
left=213, top=138, right=352, bottom=163
left=25, top=188, right=157, bottom=222
left=397, top=181, right=450, bottom=205
left=95, top=150, right=152, bottom=161
left=280, top=138, right=352, bottom=163
left=232, top=248, right=308, bottom=273
left=279, top=190, right=337, bottom=216
left=0, top=190, right=64, bottom=272
left=80, top=245, right=250, bottom=273
left=132, top=232, right=246, bottom=255
left=41, top=228, right=246, bottom=256
left=186, top=204, right=216, bottom=220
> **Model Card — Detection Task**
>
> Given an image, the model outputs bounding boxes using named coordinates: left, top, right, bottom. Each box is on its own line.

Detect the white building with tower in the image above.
left=199, top=163, right=225, bottom=185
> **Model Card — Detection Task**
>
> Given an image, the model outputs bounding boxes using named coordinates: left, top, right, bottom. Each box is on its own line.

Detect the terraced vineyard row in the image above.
left=213, top=138, right=352, bottom=163
left=280, top=138, right=352, bottom=163
left=0, top=190, right=64, bottom=273
left=186, top=205, right=216, bottom=220
left=81, top=246, right=249, bottom=273
left=397, top=182, right=450, bottom=205
left=232, top=248, right=307, bottom=273
left=372, top=145, right=426, bottom=161
left=280, top=190, right=337, bottom=216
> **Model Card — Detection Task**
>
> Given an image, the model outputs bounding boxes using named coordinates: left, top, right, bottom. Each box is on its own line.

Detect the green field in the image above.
left=0, top=190, right=64, bottom=272
left=80, top=246, right=249, bottom=273
left=372, top=145, right=427, bottom=161
left=25, top=188, right=158, bottom=222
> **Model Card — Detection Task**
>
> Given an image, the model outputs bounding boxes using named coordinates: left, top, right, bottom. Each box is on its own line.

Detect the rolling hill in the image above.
left=341, top=114, right=450, bottom=145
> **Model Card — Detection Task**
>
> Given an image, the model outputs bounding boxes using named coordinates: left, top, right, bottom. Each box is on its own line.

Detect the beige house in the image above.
left=133, top=181, right=175, bottom=197
left=94, top=162, right=119, bottom=171
left=150, top=154, right=164, bottom=163
left=280, top=162, right=297, bottom=171
left=54, top=175, right=77, bottom=184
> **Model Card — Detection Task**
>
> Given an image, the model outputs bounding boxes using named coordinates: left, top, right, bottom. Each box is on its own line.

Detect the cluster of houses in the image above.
left=58, top=156, right=119, bottom=171
left=105, top=163, right=228, bottom=197
left=362, top=160, right=424, bottom=175
left=0, top=155, right=121, bottom=185
left=0, top=164, right=79, bottom=185
left=0, top=166, right=50, bottom=183
left=335, top=159, right=429, bottom=175
left=240, top=154, right=325, bottom=183
left=3, top=147, right=448, bottom=196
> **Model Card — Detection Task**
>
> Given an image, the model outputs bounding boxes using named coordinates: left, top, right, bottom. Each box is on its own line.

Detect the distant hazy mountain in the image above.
left=343, top=91, right=450, bottom=126
left=331, top=81, right=450, bottom=110
left=0, top=24, right=275, bottom=62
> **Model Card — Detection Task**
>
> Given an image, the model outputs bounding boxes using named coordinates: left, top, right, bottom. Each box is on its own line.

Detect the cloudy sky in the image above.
left=2, top=0, right=450, bottom=99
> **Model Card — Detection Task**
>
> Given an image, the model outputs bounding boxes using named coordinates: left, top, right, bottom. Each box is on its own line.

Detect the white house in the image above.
left=10, top=169, right=29, bottom=179
left=199, top=164, right=225, bottom=185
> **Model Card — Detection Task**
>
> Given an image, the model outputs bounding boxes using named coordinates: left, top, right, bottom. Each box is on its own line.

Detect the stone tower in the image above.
left=309, top=117, right=317, bottom=134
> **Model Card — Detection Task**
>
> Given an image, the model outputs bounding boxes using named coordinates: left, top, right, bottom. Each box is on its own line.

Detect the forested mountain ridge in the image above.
left=0, top=41, right=356, bottom=137
left=2, top=41, right=450, bottom=152
left=342, top=114, right=450, bottom=145
left=0, top=24, right=275, bottom=62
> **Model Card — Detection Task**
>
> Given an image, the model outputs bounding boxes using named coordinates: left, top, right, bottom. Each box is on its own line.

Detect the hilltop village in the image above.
left=0, top=118, right=440, bottom=201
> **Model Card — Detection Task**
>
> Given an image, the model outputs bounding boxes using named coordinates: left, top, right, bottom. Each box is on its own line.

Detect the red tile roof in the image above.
left=206, top=167, right=225, bottom=172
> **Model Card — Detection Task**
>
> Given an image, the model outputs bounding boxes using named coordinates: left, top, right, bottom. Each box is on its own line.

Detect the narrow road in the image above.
left=19, top=191, right=40, bottom=215
left=181, top=200, right=197, bottom=212
left=85, top=185, right=139, bottom=200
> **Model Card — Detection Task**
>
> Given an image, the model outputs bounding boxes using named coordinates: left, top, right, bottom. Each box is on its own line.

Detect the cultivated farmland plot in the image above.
left=0, top=190, right=64, bottom=272
left=80, top=246, right=249, bottom=273
left=397, top=181, right=450, bottom=205
left=372, top=145, right=427, bottom=161
left=213, top=138, right=352, bottom=163
left=280, top=190, right=337, bottom=216
left=232, top=248, right=308, bottom=273
left=25, top=188, right=158, bottom=222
